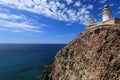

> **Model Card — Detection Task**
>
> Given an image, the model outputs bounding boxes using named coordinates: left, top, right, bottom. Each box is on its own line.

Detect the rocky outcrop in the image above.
left=38, top=65, right=52, bottom=80
left=45, top=25, right=120, bottom=80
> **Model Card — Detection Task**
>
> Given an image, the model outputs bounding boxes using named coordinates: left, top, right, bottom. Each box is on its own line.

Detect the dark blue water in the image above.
left=0, top=44, right=65, bottom=80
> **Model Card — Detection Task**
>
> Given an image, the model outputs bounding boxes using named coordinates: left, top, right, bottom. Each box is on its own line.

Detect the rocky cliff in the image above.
left=43, top=24, right=120, bottom=80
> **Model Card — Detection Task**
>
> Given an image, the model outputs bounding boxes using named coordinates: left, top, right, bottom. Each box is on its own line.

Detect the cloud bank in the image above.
left=0, top=6, right=45, bottom=32
left=0, top=0, right=93, bottom=25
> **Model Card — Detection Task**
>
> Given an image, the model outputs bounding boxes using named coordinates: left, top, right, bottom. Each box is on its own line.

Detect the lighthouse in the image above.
left=88, top=5, right=120, bottom=28
left=102, top=5, right=111, bottom=22
left=89, top=16, right=96, bottom=25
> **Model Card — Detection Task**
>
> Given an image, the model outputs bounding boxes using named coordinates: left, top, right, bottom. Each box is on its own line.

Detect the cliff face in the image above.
left=48, top=25, right=120, bottom=80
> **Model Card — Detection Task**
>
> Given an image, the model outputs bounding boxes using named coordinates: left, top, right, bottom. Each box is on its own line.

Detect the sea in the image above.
left=0, top=44, right=65, bottom=80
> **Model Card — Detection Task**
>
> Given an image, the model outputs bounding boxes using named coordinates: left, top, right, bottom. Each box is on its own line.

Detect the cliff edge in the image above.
left=43, top=24, right=120, bottom=80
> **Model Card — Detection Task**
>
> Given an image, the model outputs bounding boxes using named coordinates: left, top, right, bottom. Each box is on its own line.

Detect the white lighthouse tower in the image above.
left=102, top=5, right=111, bottom=22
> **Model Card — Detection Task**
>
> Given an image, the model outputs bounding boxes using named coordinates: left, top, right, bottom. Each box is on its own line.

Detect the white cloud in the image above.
left=0, top=11, right=45, bottom=32
left=66, top=23, right=72, bottom=26
left=0, top=0, right=93, bottom=25
left=33, top=0, right=41, bottom=5
left=80, top=8, right=87, bottom=14
left=0, top=19, right=42, bottom=32
left=0, top=28, right=21, bottom=32
left=0, top=13, right=21, bottom=20
left=109, top=3, right=114, bottom=7
left=74, top=1, right=81, bottom=7
left=99, top=0, right=107, bottom=3
left=66, top=0, right=73, bottom=5
left=87, top=5, right=93, bottom=10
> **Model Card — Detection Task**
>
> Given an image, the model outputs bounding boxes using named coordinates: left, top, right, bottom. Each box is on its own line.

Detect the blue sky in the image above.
left=0, top=0, right=120, bottom=44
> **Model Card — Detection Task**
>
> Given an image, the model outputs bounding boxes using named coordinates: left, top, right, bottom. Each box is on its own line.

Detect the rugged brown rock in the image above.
left=45, top=25, right=120, bottom=80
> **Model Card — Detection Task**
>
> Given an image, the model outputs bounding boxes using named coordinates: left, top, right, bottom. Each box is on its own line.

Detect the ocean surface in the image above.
left=0, top=44, right=65, bottom=80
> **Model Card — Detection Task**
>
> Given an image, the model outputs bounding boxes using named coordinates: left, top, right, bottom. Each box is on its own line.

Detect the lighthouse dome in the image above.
left=102, top=5, right=111, bottom=14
